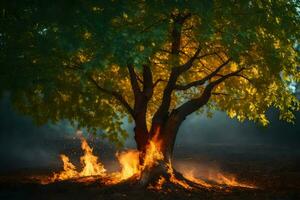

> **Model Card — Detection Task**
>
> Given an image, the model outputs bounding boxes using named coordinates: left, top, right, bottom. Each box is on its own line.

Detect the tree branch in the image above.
left=153, top=78, right=166, bottom=89
left=89, top=77, right=134, bottom=117
left=64, top=63, right=136, bottom=119
left=142, top=64, right=153, bottom=98
left=175, top=67, right=245, bottom=119
left=152, top=13, right=190, bottom=123
left=174, top=58, right=232, bottom=91
left=141, top=17, right=167, bottom=33
left=176, top=46, right=202, bottom=73
left=136, top=74, right=143, bottom=85
left=212, top=92, right=229, bottom=96
left=127, top=64, right=141, bottom=96
left=234, top=74, right=253, bottom=84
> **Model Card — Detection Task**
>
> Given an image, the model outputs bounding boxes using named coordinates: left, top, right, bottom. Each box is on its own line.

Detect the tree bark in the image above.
left=134, top=117, right=182, bottom=162
left=133, top=112, right=185, bottom=186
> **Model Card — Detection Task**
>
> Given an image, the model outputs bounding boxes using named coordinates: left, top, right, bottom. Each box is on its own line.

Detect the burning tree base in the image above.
left=42, top=137, right=255, bottom=191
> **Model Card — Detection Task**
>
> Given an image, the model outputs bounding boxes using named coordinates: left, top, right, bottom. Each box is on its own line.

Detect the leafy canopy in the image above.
left=1, top=0, right=299, bottom=145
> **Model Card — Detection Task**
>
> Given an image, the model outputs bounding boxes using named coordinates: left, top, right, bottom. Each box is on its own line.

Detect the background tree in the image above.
left=1, top=0, right=300, bottom=184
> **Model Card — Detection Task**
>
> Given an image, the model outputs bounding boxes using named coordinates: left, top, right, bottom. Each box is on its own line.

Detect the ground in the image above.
left=1, top=143, right=300, bottom=200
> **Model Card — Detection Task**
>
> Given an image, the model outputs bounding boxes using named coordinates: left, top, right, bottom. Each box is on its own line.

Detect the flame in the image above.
left=142, top=140, right=164, bottom=170
left=51, top=138, right=105, bottom=182
left=109, top=130, right=164, bottom=183
left=166, top=162, right=192, bottom=190
left=209, top=172, right=255, bottom=188
left=141, top=127, right=164, bottom=171
left=48, top=133, right=255, bottom=190
left=183, top=170, right=212, bottom=188
left=51, top=154, right=79, bottom=181
left=79, top=138, right=106, bottom=177
left=178, top=163, right=255, bottom=189
left=115, top=150, right=140, bottom=180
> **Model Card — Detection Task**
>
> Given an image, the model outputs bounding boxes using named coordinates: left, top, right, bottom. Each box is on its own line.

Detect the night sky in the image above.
left=0, top=93, right=299, bottom=171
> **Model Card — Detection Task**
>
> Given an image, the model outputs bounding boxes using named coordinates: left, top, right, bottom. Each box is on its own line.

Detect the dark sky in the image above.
left=0, top=94, right=299, bottom=171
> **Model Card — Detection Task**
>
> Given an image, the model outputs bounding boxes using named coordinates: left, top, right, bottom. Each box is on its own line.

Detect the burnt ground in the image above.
left=0, top=143, right=300, bottom=200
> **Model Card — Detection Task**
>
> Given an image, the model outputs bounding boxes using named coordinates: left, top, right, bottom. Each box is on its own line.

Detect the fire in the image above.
left=47, top=134, right=255, bottom=190
left=183, top=170, right=212, bottom=188
left=51, top=137, right=106, bottom=182
left=148, top=176, right=166, bottom=190
left=167, top=162, right=192, bottom=190
left=178, top=162, right=256, bottom=189
left=51, top=154, right=79, bottom=181
left=79, top=138, right=106, bottom=177
left=115, top=150, right=140, bottom=180
left=141, top=140, right=164, bottom=170
left=209, top=172, right=255, bottom=188
left=110, top=130, right=164, bottom=183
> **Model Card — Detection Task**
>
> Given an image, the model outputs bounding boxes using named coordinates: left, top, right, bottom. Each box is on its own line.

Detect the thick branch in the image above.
left=65, top=64, right=134, bottom=116
left=89, top=77, right=134, bottom=117
left=152, top=14, right=190, bottom=123
left=170, top=13, right=191, bottom=56
left=174, top=58, right=232, bottom=90
left=176, top=46, right=202, bottom=73
left=142, top=64, right=153, bottom=98
left=132, top=65, right=154, bottom=137
left=175, top=67, right=245, bottom=119
left=127, top=64, right=141, bottom=97
left=152, top=46, right=202, bottom=124
left=136, top=74, right=143, bottom=84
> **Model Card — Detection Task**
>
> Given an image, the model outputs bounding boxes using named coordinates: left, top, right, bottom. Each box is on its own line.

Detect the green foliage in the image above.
left=1, top=0, right=299, bottom=145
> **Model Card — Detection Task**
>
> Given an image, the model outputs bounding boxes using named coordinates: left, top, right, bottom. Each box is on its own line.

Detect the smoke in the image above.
left=176, top=110, right=300, bottom=147
left=0, top=94, right=299, bottom=171
left=0, top=94, right=77, bottom=170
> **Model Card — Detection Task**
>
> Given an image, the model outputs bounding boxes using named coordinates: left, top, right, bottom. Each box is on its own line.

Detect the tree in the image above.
left=1, top=0, right=300, bottom=185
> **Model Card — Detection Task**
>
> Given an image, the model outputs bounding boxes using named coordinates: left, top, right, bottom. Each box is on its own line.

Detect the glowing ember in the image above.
left=148, top=176, right=166, bottom=190
left=156, top=176, right=166, bottom=190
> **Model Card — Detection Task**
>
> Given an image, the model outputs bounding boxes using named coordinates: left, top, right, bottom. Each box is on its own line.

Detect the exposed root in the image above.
left=136, top=162, right=213, bottom=191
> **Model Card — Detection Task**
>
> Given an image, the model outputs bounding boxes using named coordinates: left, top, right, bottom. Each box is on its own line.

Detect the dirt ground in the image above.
left=1, top=144, right=300, bottom=200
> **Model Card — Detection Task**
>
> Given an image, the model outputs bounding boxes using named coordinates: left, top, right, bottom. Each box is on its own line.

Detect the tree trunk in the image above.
left=134, top=112, right=183, bottom=186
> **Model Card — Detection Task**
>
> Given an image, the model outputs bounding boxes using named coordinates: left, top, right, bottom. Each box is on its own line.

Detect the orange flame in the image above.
left=166, top=162, right=192, bottom=190
left=209, top=172, right=255, bottom=188
left=109, top=129, right=164, bottom=184
left=115, top=150, right=140, bottom=180
left=51, top=154, right=79, bottom=181
left=48, top=133, right=255, bottom=189
left=178, top=162, right=255, bottom=189
left=51, top=138, right=105, bottom=182
left=142, top=140, right=164, bottom=170
left=79, top=138, right=106, bottom=177
left=183, top=170, right=212, bottom=188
